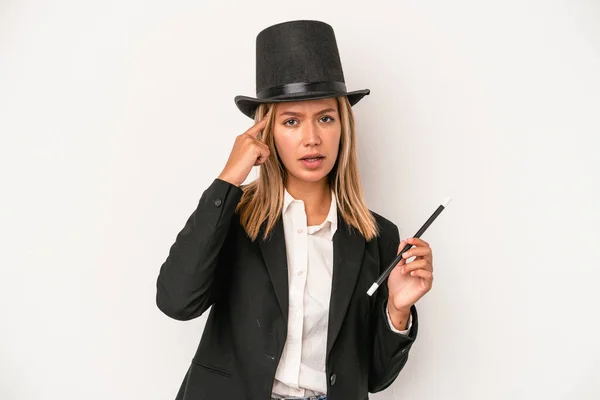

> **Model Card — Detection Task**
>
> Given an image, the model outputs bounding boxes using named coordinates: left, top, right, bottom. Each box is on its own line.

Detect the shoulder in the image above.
left=369, top=209, right=400, bottom=246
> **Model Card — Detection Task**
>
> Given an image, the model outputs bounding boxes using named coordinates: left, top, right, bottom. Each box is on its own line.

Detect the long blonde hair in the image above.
left=235, top=96, right=380, bottom=242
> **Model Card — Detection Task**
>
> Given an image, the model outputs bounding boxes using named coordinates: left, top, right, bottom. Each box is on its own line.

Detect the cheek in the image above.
left=273, top=131, right=294, bottom=164
left=327, top=131, right=342, bottom=158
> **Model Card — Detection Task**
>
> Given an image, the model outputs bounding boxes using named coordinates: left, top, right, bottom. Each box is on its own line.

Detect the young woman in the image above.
left=156, top=20, right=434, bottom=400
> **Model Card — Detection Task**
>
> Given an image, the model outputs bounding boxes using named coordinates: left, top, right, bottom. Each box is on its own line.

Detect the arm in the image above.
left=368, top=223, right=419, bottom=393
left=155, top=178, right=243, bottom=321
left=386, top=304, right=412, bottom=334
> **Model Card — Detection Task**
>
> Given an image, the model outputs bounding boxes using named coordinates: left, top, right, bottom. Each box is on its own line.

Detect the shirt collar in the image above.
left=283, top=187, right=338, bottom=241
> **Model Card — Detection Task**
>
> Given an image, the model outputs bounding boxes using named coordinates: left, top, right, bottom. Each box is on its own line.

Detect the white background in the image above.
left=1, top=1, right=599, bottom=399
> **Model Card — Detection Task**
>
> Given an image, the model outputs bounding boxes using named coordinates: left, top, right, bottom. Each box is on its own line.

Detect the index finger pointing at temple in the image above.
left=245, top=118, right=268, bottom=138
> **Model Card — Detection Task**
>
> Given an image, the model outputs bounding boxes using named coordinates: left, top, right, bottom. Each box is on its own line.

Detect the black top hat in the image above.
left=234, top=20, right=370, bottom=118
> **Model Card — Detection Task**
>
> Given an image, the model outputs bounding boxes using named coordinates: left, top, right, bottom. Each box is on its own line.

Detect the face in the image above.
left=272, top=97, right=341, bottom=186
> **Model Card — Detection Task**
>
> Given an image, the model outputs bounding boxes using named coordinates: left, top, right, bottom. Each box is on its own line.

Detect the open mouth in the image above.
left=300, top=157, right=324, bottom=167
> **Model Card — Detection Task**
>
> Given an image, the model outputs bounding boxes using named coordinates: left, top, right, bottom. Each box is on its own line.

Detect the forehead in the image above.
left=274, top=97, right=338, bottom=114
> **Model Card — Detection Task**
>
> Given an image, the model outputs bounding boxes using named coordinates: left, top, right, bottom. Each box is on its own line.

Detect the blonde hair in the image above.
left=235, top=96, right=380, bottom=242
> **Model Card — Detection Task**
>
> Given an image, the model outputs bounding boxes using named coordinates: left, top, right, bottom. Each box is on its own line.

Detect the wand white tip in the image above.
left=367, top=282, right=379, bottom=297
left=442, top=197, right=452, bottom=208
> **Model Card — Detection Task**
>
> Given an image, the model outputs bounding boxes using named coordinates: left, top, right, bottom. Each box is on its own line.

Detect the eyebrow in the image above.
left=278, top=107, right=337, bottom=117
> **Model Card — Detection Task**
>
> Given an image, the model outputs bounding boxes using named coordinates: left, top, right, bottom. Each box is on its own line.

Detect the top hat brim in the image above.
left=234, top=89, right=370, bottom=119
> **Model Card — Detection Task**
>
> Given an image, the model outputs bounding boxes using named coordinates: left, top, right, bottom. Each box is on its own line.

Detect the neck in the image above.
left=285, top=176, right=331, bottom=219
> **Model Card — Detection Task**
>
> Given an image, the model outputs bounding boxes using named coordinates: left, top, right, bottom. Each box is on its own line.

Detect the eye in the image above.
left=320, top=115, right=335, bottom=123
left=283, top=119, right=298, bottom=126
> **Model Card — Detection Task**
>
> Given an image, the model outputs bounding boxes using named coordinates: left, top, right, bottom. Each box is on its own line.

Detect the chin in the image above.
left=294, top=169, right=332, bottom=183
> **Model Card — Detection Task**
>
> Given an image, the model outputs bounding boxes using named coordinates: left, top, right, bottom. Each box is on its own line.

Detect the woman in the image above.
left=156, top=20, right=434, bottom=400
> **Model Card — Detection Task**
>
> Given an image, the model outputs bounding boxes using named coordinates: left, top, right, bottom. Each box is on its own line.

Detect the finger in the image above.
left=402, top=246, right=432, bottom=260
left=245, top=118, right=268, bottom=138
left=408, top=269, right=433, bottom=280
left=406, top=237, right=430, bottom=247
left=253, top=148, right=270, bottom=166
left=397, top=240, right=411, bottom=253
left=400, top=260, right=432, bottom=274
left=392, top=251, right=406, bottom=266
left=248, top=140, right=270, bottom=161
left=254, top=153, right=265, bottom=165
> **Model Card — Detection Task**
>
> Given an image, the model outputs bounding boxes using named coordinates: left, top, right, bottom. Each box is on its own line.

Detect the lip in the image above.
left=299, top=153, right=324, bottom=160
left=300, top=157, right=324, bottom=168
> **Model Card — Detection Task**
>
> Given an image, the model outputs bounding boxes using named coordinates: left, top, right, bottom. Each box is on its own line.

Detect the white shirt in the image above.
left=271, top=188, right=413, bottom=398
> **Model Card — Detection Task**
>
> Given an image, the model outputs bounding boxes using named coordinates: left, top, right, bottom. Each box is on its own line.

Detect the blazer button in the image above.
left=330, top=373, right=337, bottom=386
left=214, top=198, right=222, bottom=207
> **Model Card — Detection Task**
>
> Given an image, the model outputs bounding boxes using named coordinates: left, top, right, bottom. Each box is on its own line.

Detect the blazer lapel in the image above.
left=257, top=208, right=366, bottom=356
left=258, top=216, right=289, bottom=323
left=326, top=209, right=366, bottom=358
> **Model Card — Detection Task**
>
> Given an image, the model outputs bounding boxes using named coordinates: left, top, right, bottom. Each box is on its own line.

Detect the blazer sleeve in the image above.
left=156, top=178, right=243, bottom=321
left=368, top=222, right=419, bottom=393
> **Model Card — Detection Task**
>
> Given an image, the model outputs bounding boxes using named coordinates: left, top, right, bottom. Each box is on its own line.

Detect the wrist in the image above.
left=217, top=174, right=240, bottom=187
left=387, top=299, right=411, bottom=330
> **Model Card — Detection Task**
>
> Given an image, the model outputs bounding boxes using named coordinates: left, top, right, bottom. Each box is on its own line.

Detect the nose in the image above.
left=303, top=120, right=321, bottom=145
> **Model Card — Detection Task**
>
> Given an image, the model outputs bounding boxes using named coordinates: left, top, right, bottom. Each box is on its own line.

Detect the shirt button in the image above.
left=330, top=373, right=337, bottom=386
left=213, top=198, right=222, bottom=207
left=297, top=270, right=304, bottom=276
left=297, top=228, right=303, bottom=234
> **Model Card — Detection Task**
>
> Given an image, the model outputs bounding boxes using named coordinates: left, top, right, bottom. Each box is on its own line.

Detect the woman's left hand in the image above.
left=387, top=237, right=434, bottom=313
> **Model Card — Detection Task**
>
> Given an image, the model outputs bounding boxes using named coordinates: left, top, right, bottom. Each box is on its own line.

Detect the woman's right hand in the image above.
left=217, top=118, right=270, bottom=187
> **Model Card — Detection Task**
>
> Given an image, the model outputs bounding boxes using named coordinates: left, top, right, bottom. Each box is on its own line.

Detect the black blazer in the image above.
left=156, top=178, right=418, bottom=400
